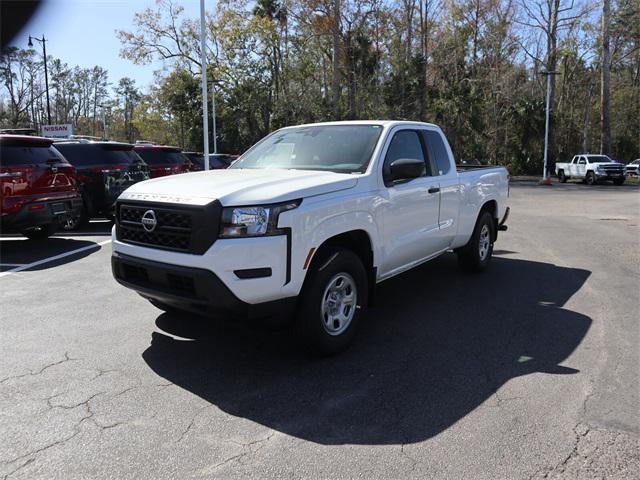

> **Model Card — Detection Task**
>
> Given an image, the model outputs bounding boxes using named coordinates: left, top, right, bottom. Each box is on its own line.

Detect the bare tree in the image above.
left=516, top=0, right=594, bottom=162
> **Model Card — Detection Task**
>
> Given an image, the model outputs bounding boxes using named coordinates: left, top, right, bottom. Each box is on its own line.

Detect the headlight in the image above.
left=220, top=200, right=300, bottom=238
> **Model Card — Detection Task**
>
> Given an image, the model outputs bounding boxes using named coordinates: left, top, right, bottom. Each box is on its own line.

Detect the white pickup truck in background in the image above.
left=555, top=154, right=626, bottom=185
left=111, top=121, right=510, bottom=354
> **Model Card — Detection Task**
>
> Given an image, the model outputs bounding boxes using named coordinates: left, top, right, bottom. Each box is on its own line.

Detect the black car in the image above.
left=53, top=141, right=149, bottom=228
left=188, top=153, right=238, bottom=171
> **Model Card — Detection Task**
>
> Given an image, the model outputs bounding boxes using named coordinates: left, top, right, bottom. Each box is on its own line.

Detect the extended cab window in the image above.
left=422, top=130, right=450, bottom=175
left=383, top=130, right=427, bottom=179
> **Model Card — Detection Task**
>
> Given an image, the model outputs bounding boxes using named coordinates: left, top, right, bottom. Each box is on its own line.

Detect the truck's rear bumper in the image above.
left=112, top=252, right=296, bottom=319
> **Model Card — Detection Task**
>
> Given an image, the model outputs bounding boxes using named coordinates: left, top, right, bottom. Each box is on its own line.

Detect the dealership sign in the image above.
left=42, top=124, right=72, bottom=138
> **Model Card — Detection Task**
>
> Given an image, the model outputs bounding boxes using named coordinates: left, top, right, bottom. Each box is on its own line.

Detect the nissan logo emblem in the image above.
left=141, top=210, right=157, bottom=232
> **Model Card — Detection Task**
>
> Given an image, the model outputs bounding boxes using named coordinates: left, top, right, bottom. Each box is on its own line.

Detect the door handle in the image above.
left=428, top=187, right=440, bottom=194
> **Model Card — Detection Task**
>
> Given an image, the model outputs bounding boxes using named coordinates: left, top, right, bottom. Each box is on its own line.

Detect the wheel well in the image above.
left=479, top=200, right=498, bottom=240
left=310, top=230, right=376, bottom=305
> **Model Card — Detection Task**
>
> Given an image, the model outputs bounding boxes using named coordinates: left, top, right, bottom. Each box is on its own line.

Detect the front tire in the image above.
left=586, top=172, right=597, bottom=185
left=457, top=211, right=495, bottom=273
left=293, top=248, right=368, bottom=355
left=21, top=223, right=58, bottom=240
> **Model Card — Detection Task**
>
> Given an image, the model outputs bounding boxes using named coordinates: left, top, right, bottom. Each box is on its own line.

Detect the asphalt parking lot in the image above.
left=1, top=182, right=639, bottom=479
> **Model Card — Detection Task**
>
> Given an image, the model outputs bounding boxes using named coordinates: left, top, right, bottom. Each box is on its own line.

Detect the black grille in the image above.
left=600, top=165, right=624, bottom=173
left=115, top=200, right=221, bottom=254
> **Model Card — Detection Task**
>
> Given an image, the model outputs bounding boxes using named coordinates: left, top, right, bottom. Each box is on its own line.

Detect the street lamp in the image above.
left=28, top=35, right=51, bottom=125
left=199, top=0, right=210, bottom=170
left=208, top=79, right=218, bottom=154
left=540, top=70, right=559, bottom=184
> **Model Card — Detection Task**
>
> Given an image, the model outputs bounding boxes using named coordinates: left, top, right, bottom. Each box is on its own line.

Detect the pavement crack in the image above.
left=0, top=352, right=76, bottom=385
left=399, top=443, right=418, bottom=473
left=2, top=458, right=35, bottom=480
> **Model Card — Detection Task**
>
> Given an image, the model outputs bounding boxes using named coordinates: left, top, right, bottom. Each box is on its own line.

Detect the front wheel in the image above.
left=457, top=211, right=495, bottom=273
left=21, top=223, right=58, bottom=240
left=586, top=172, right=597, bottom=185
left=293, top=248, right=368, bottom=356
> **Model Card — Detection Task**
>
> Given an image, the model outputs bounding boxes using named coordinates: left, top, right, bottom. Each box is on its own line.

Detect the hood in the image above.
left=118, top=168, right=358, bottom=206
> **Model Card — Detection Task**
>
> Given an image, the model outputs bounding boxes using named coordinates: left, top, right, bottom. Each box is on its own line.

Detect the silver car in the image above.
left=625, top=159, right=640, bottom=176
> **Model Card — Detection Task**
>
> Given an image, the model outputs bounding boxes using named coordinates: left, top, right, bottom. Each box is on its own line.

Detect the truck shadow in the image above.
left=142, top=254, right=591, bottom=445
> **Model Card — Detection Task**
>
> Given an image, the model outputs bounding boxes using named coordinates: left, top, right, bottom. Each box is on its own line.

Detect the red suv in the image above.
left=0, top=135, right=81, bottom=239
left=132, top=145, right=190, bottom=178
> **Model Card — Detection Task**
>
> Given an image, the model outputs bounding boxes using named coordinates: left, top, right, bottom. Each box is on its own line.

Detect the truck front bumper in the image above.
left=112, top=252, right=296, bottom=319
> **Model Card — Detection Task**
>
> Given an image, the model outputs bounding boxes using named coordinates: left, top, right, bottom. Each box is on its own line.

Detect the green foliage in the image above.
left=2, top=0, right=638, bottom=170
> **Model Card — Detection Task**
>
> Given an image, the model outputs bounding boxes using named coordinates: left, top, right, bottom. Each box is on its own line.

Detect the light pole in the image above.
left=28, top=35, right=51, bottom=125
left=199, top=0, right=210, bottom=170
left=540, top=70, right=558, bottom=184
left=208, top=79, right=218, bottom=154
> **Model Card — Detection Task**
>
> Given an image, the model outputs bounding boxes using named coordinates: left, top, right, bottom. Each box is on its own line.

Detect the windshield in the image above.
left=136, top=149, right=187, bottom=165
left=230, top=125, right=383, bottom=174
left=0, top=145, right=66, bottom=166
left=587, top=155, right=612, bottom=163
left=54, top=144, right=141, bottom=166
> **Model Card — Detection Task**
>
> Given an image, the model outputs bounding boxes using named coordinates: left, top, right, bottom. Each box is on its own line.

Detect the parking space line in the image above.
left=0, top=239, right=112, bottom=278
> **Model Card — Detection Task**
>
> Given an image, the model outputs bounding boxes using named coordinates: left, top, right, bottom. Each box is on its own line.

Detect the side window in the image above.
left=578, top=157, right=586, bottom=165
left=422, top=130, right=451, bottom=175
left=383, top=130, right=426, bottom=179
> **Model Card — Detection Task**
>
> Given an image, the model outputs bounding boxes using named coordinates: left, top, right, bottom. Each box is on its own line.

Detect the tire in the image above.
left=586, top=172, right=597, bottom=185
left=60, top=206, right=88, bottom=231
left=613, top=177, right=625, bottom=186
left=21, top=223, right=58, bottom=240
left=293, top=248, right=368, bottom=356
left=457, top=211, right=495, bottom=273
left=558, top=170, right=568, bottom=183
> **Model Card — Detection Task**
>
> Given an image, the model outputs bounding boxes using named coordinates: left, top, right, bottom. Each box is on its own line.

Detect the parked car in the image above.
left=0, top=134, right=81, bottom=239
left=555, top=154, right=626, bottom=185
left=625, top=159, right=639, bottom=177
left=133, top=145, right=190, bottom=178
left=182, top=152, right=202, bottom=171
left=53, top=141, right=149, bottom=227
left=111, top=121, right=510, bottom=354
left=186, top=153, right=238, bottom=171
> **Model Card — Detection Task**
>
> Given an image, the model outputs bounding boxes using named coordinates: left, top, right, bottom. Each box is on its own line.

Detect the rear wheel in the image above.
left=60, top=206, right=88, bottom=231
left=293, top=248, right=368, bottom=355
left=21, top=223, right=58, bottom=240
left=558, top=170, right=568, bottom=183
left=586, top=172, right=597, bottom=185
left=457, top=211, right=495, bottom=273
left=613, top=177, right=625, bottom=186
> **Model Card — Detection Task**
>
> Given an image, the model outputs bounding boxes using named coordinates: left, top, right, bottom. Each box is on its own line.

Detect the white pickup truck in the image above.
left=111, top=121, right=509, bottom=354
left=555, top=154, right=626, bottom=185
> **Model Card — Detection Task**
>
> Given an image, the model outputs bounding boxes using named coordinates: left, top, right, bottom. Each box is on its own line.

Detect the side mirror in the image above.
left=388, top=158, right=425, bottom=183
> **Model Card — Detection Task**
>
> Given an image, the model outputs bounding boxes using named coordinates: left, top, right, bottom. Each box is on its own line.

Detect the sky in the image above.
left=10, top=0, right=204, bottom=90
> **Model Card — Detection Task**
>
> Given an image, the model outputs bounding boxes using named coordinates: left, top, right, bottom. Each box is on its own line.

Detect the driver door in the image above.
left=378, top=129, right=442, bottom=278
